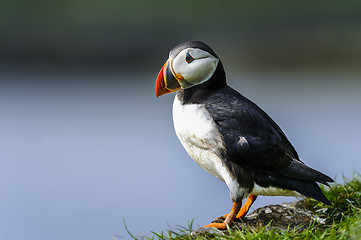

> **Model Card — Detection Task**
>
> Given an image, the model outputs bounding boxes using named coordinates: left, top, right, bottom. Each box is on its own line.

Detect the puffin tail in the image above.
left=281, top=160, right=334, bottom=187
left=302, top=181, right=332, bottom=206
left=254, top=172, right=333, bottom=205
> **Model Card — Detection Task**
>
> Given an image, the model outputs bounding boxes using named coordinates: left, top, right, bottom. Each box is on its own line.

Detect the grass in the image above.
left=127, top=174, right=361, bottom=240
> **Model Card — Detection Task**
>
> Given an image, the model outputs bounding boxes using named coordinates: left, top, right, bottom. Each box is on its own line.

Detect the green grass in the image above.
left=129, top=174, right=361, bottom=240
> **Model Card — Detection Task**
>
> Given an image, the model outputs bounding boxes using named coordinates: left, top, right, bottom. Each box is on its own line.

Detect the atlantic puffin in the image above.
left=155, top=41, right=333, bottom=229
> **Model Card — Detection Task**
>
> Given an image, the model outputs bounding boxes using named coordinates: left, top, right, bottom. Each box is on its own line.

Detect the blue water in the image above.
left=0, top=70, right=360, bottom=239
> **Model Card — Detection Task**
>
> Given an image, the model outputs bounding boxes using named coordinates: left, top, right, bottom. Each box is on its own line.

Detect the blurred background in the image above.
left=0, top=1, right=360, bottom=239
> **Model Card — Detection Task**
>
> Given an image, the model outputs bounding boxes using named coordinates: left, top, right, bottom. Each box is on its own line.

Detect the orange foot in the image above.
left=203, top=222, right=229, bottom=230
left=204, top=195, right=257, bottom=230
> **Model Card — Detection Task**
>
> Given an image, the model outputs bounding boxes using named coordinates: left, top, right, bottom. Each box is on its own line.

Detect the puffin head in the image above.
left=155, top=41, right=224, bottom=97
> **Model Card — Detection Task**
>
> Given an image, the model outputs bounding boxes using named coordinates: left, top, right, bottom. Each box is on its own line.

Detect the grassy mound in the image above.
left=130, top=174, right=361, bottom=239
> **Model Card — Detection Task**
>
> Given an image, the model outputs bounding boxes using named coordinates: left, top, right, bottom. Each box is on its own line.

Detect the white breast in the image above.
left=172, top=96, right=245, bottom=200
left=172, top=97, right=227, bottom=181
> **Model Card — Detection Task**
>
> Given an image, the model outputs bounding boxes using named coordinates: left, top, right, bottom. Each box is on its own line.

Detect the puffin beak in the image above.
left=155, top=60, right=181, bottom=97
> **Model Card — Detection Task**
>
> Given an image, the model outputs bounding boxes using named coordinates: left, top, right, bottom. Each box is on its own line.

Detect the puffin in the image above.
left=155, top=41, right=333, bottom=229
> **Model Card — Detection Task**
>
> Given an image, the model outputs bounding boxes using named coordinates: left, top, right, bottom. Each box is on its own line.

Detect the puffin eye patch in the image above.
left=185, top=52, right=194, bottom=63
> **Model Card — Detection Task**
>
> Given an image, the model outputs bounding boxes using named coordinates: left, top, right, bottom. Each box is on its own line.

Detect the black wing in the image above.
left=205, top=86, right=333, bottom=184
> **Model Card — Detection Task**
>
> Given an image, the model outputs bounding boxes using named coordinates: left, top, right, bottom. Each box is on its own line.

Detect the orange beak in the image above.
left=155, top=60, right=181, bottom=97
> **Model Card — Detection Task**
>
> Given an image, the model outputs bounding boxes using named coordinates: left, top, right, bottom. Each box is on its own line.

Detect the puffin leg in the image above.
left=203, top=201, right=241, bottom=229
left=235, top=194, right=257, bottom=218
left=213, top=195, right=258, bottom=221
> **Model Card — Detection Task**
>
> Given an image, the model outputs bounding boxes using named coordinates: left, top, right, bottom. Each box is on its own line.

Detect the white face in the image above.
left=170, top=48, right=219, bottom=89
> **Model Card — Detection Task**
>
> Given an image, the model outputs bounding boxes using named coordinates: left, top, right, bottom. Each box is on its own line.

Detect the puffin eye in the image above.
left=185, top=52, right=194, bottom=63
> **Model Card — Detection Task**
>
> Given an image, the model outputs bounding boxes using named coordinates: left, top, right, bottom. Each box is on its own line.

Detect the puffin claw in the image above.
left=212, top=214, right=227, bottom=223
